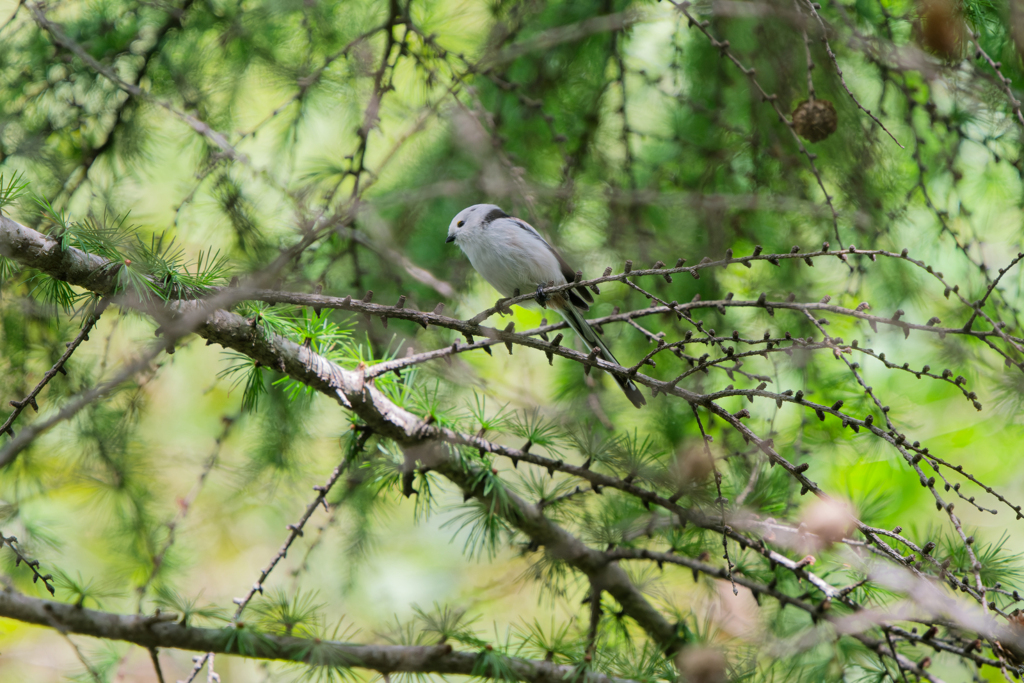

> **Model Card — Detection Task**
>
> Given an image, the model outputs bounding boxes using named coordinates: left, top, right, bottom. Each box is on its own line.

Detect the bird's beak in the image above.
left=445, top=234, right=456, bottom=244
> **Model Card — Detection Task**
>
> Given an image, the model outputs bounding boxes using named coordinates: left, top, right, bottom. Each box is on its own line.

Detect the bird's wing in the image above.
left=510, top=218, right=595, bottom=310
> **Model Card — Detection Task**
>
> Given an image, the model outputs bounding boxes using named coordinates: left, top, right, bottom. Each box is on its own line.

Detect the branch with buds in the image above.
left=0, top=209, right=1022, bottom=677
left=0, top=588, right=638, bottom=683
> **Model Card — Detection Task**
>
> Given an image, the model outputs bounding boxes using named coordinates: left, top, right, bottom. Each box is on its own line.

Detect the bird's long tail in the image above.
left=558, top=304, right=647, bottom=408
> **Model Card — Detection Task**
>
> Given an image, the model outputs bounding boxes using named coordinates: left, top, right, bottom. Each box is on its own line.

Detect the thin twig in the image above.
left=149, top=647, right=166, bottom=683
left=230, top=430, right=372, bottom=620
left=799, top=0, right=904, bottom=147
left=0, top=298, right=109, bottom=439
left=0, top=532, right=56, bottom=595
left=670, top=0, right=845, bottom=246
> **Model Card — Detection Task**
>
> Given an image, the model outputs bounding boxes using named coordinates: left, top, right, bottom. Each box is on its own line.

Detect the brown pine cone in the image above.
left=792, top=99, right=838, bottom=143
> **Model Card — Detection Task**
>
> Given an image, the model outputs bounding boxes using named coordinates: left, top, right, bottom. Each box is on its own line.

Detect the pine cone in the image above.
left=792, top=99, right=838, bottom=143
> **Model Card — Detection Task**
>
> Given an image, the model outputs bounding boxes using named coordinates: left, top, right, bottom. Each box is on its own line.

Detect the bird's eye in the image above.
left=457, top=220, right=465, bottom=227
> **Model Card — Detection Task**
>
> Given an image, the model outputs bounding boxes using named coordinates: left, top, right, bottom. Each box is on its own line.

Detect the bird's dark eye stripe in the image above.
left=480, top=208, right=508, bottom=226
left=457, top=220, right=465, bottom=227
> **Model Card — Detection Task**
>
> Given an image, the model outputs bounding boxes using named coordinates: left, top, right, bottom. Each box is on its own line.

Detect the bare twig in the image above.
left=230, top=430, right=372, bottom=620
left=149, top=647, right=166, bottom=683
left=670, top=0, right=845, bottom=246
left=799, top=0, right=904, bottom=147
left=0, top=298, right=109, bottom=439
left=0, top=532, right=56, bottom=595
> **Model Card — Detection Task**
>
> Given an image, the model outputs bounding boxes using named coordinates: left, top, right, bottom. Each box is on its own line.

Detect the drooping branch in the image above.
left=0, top=298, right=109, bottom=439
left=669, top=0, right=843, bottom=245
left=0, top=207, right=1017, bottom=658
left=26, top=2, right=242, bottom=164
left=0, top=215, right=681, bottom=651
left=0, top=211, right=1013, bottom=529
left=0, top=589, right=639, bottom=683
left=51, top=0, right=197, bottom=207
left=229, top=430, right=371, bottom=621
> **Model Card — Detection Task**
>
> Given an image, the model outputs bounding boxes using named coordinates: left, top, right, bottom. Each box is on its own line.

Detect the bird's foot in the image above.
left=534, top=283, right=548, bottom=308
left=495, top=297, right=512, bottom=316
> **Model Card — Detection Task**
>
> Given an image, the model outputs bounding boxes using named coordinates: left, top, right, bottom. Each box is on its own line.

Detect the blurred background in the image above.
left=0, top=0, right=1023, bottom=679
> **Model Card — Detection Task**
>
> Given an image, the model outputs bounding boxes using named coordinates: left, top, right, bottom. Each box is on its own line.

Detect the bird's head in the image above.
left=445, top=204, right=509, bottom=244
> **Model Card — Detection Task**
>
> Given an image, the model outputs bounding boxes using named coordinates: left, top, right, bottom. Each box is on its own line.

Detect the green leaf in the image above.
left=442, top=499, right=515, bottom=561
left=514, top=618, right=582, bottom=663
left=31, top=194, right=70, bottom=235
left=54, top=570, right=122, bottom=609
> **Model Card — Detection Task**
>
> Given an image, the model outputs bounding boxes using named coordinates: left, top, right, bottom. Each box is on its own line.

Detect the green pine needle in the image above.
left=218, top=351, right=268, bottom=412
left=0, top=172, right=29, bottom=216
left=153, top=587, right=227, bottom=627
left=251, top=588, right=326, bottom=637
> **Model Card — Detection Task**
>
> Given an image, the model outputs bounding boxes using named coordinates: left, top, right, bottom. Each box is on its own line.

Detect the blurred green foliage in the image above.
left=0, top=0, right=1022, bottom=680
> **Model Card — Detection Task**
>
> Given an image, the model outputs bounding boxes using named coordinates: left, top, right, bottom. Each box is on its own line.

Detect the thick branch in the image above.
left=1, top=212, right=1017, bottom=651
left=0, top=589, right=636, bottom=683
left=0, top=215, right=680, bottom=652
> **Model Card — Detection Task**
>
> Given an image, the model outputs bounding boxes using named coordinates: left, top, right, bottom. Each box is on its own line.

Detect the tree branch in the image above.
left=0, top=209, right=1013, bottom=653
left=26, top=1, right=242, bottom=163
left=0, top=588, right=639, bottom=683
left=0, top=215, right=681, bottom=651
left=0, top=298, right=108, bottom=438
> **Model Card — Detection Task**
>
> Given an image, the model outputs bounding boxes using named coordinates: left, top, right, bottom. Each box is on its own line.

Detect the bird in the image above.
left=446, top=204, right=646, bottom=408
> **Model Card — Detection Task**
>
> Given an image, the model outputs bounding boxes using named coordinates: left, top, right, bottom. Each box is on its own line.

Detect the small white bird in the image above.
left=446, top=204, right=646, bottom=408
